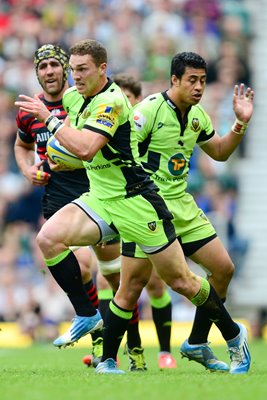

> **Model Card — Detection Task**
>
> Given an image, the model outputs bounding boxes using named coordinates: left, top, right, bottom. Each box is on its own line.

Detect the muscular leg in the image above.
left=95, top=243, right=146, bottom=369
left=93, top=242, right=120, bottom=318
left=101, top=256, right=152, bottom=361
left=74, top=247, right=99, bottom=308
left=188, top=236, right=234, bottom=344
left=100, top=240, right=239, bottom=366
left=96, top=271, right=114, bottom=319
left=37, top=203, right=104, bottom=346
left=73, top=247, right=102, bottom=344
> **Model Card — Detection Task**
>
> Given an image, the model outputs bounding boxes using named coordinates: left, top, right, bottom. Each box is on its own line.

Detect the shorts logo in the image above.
left=148, top=221, right=157, bottom=231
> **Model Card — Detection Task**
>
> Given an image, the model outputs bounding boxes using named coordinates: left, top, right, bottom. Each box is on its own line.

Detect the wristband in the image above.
left=44, top=115, right=65, bottom=135
left=231, top=119, right=249, bottom=135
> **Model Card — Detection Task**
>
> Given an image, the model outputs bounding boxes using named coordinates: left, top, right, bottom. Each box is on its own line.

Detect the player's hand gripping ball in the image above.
left=46, top=136, right=84, bottom=169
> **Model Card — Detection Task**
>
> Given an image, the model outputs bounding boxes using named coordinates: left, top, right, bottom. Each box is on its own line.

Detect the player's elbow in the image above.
left=79, top=150, right=94, bottom=161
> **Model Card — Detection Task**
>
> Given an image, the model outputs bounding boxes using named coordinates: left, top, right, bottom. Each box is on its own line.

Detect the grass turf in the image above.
left=0, top=340, right=267, bottom=400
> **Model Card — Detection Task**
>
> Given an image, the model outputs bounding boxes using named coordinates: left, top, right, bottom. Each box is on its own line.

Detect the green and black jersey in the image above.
left=133, top=91, right=215, bottom=200
left=63, top=79, right=156, bottom=200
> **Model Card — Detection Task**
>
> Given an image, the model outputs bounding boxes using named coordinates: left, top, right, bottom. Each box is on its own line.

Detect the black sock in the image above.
left=102, top=300, right=133, bottom=361
left=99, top=299, right=111, bottom=322
left=189, top=297, right=226, bottom=344
left=127, top=304, right=141, bottom=349
left=83, top=280, right=103, bottom=341
left=151, top=303, right=172, bottom=352
left=98, top=289, right=115, bottom=322
left=199, top=285, right=239, bottom=341
left=48, top=251, right=96, bottom=316
left=84, top=279, right=99, bottom=309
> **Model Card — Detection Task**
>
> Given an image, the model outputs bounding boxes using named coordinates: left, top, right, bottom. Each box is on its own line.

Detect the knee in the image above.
left=116, top=278, right=147, bottom=309
left=146, top=277, right=166, bottom=298
left=164, top=274, right=192, bottom=297
left=218, top=259, right=234, bottom=285
left=36, top=225, right=52, bottom=252
left=209, top=259, right=235, bottom=295
left=36, top=224, right=61, bottom=257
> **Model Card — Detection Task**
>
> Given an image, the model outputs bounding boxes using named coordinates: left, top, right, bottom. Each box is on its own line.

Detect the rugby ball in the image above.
left=46, top=136, right=84, bottom=169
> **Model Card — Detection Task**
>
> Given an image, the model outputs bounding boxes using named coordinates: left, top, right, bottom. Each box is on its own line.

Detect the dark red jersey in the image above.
left=16, top=93, right=89, bottom=218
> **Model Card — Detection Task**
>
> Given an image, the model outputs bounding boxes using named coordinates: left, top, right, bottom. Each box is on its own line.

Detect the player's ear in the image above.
left=99, top=62, right=107, bottom=76
left=171, top=74, right=179, bottom=87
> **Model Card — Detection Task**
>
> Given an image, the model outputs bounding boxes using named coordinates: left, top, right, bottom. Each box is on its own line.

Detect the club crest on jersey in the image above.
left=191, top=118, right=200, bottom=131
left=82, top=109, right=91, bottom=119
left=148, top=221, right=157, bottom=231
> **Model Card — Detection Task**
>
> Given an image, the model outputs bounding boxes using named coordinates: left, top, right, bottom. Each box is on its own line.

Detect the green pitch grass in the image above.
left=0, top=340, right=267, bottom=400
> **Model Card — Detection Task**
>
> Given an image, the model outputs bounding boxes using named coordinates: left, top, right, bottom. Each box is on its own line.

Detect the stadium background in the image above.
left=0, top=0, right=266, bottom=346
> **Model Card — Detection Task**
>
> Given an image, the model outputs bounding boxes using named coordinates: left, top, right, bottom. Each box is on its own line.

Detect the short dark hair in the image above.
left=70, top=39, right=107, bottom=66
left=112, top=73, right=142, bottom=98
left=171, top=52, right=207, bottom=79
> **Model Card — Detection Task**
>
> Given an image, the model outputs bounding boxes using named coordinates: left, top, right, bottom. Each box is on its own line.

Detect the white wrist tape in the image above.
left=231, top=119, right=249, bottom=135
left=45, top=115, right=64, bottom=136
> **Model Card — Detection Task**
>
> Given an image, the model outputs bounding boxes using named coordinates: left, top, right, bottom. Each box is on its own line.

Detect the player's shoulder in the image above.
left=134, top=92, right=162, bottom=115
left=63, top=85, right=78, bottom=99
left=192, top=103, right=209, bottom=118
left=62, top=86, right=81, bottom=110
left=102, top=81, right=126, bottom=102
left=94, top=81, right=132, bottom=113
left=145, top=92, right=162, bottom=104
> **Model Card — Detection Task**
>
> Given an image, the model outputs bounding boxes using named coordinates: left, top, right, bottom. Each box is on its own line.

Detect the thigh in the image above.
left=39, top=202, right=101, bottom=248
left=190, top=236, right=234, bottom=296
left=93, top=240, right=120, bottom=261
left=190, top=236, right=233, bottom=276
left=148, top=240, right=200, bottom=300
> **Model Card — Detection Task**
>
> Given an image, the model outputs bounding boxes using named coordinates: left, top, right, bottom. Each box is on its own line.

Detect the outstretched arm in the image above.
left=201, top=84, right=254, bottom=161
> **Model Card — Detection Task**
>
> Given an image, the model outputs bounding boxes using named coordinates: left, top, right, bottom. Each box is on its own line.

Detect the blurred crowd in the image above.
left=0, top=0, right=253, bottom=340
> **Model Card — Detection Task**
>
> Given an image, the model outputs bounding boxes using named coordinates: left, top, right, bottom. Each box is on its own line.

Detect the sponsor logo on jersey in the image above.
left=133, top=111, right=146, bottom=131
left=148, top=221, right=157, bottom=231
left=86, top=163, right=111, bottom=170
left=168, top=153, right=186, bottom=176
left=96, top=119, right=113, bottom=128
left=105, top=106, right=113, bottom=113
left=51, top=108, right=61, bottom=116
